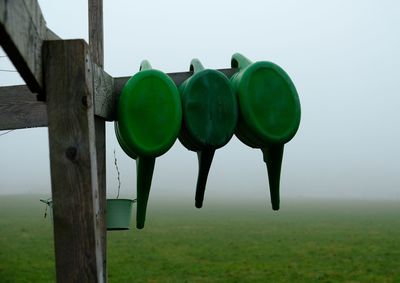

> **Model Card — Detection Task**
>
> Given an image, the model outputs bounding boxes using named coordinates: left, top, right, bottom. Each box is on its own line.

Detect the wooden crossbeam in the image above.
left=0, top=85, right=47, bottom=130
left=0, top=0, right=59, bottom=95
left=0, top=66, right=112, bottom=130
left=93, top=64, right=114, bottom=120
left=0, top=68, right=237, bottom=130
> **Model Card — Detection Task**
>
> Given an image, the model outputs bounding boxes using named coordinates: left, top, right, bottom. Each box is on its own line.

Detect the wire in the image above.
left=0, top=130, right=15, bottom=137
left=0, top=55, right=7, bottom=58
left=114, top=149, right=121, bottom=199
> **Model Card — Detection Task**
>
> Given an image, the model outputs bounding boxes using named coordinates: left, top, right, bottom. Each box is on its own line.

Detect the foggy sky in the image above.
left=1, top=0, right=399, bottom=202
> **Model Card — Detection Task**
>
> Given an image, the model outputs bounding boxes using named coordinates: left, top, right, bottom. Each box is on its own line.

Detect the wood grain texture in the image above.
left=44, top=39, right=104, bottom=283
left=0, top=0, right=55, bottom=94
left=89, top=0, right=103, bottom=68
left=0, top=85, right=47, bottom=130
left=93, top=64, right=114, bottom=120
left=89, top=0, right=107, bottom=281
left=94, top=117, right=106, bottom=283
left=0, top=65, right=113, bottom=130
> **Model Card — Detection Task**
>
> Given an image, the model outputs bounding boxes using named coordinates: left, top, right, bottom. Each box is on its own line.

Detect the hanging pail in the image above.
left=106, top=199, right=136, bottom=230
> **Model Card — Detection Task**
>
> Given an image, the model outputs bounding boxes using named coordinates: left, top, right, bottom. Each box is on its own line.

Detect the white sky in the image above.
left=0, top=0, right=399, bottom=203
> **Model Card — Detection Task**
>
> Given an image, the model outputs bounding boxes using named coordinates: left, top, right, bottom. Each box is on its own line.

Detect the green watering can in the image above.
left=115, top=60, right=182, bottom=229
left=179, top=59, right=238, bottom=208
left=231, top=53, right=301, bottom=210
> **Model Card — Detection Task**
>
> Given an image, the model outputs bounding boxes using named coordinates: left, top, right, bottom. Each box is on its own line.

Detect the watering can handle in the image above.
left=231, top=53, right=252, bottom=70
left=140, top=60, right=152, bottom=71
left=190, top=59, right=205, bottom=73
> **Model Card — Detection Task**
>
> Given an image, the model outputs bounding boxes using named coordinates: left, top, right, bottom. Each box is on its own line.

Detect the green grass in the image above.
left=0, top=195, right=399, bottom=282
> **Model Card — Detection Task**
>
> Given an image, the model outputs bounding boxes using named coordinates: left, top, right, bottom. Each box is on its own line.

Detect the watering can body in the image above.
left=179, top=59, right=238, bottom=208
left=116, top=66, right=182, bottom=158
left=231, top=53, right=301, bottom=210
left=115, top=61, right=182, bottom=228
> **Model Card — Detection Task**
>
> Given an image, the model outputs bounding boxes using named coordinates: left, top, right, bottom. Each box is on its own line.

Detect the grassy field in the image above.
left=0, top=195, right=399, bottom=283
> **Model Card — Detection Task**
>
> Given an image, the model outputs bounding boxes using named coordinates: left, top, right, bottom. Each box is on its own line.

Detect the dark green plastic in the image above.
left=115, top=60, right=182, bottom=229
left=135, top=156, right=155, bottom=229
left=179, top=59, right=238, bottom=208
left=195, top=149, right=215, bottom=208
left=231, top=53, right=301, bottom=210
left=114, top=121, right=137, bottom=159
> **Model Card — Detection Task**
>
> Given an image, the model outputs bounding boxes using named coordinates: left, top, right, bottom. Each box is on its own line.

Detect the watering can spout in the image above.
left=136, top=156, right=155, bottom=229
left=195, top=149, right=215, bottom=208
left=262, top=145, right=284, bottom=211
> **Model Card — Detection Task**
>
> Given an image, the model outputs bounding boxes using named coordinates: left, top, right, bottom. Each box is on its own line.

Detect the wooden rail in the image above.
left=0, top=68, right=237, bottom=130
left=0, top=85, right=47, bottom=129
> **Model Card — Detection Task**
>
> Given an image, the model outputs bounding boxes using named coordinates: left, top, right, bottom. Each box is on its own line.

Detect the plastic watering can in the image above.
left=231, top=53, right=301, bottom=210
left=179, top=59, right=238, bottom=208
left=115, top=60, right=182, bottom=229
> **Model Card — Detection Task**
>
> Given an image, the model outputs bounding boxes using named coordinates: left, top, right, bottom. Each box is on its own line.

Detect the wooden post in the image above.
left=89, top=0, right=104, bottom=67
left=89, top=1, right=107, bottom=281
left=44, top=39, right=104, bottom=283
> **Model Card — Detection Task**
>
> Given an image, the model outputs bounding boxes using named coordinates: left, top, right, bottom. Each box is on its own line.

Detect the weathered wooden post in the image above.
left=44, top=39, right=105, bottom=282
left=89, top=0, right=107, bottom=280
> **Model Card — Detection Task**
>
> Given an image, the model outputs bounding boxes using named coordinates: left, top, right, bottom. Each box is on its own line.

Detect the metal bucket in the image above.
left=106, top=199, right=136, bottom=231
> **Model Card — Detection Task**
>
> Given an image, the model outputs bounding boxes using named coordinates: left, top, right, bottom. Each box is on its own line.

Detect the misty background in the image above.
left=0, top=0, right=399, bottom=203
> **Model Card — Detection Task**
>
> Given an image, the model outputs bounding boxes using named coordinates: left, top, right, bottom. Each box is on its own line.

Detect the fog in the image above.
left=1, top=0, right=399, bottom=203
